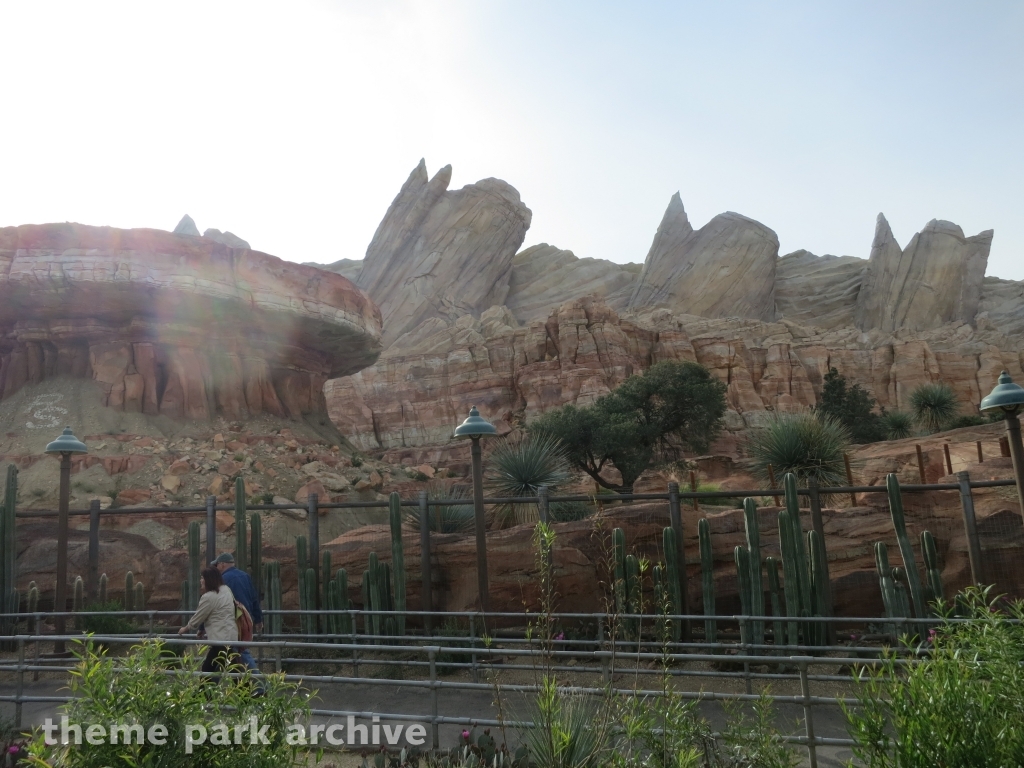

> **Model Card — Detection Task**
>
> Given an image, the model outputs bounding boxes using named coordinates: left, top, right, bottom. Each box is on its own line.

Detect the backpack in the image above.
left=234, top=600, right=254, bottom=643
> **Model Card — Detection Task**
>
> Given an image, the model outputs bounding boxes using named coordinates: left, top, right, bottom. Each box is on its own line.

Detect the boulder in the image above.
left=356, top=160, right=532, bottom=346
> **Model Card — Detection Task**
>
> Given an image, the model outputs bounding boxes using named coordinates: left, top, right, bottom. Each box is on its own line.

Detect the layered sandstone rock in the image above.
left=775, top=250, right=866, bottom=330
left=855, top=215, right=993, bottom=333
left=0, top=223, right=382, bottom=421
left=356, top=160, right=532, bottom=346
left=628, top=193, right=779, bottom=321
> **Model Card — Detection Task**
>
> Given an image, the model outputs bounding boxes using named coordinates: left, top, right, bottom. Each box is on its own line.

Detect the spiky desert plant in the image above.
left=747, top=411, right=850, bottom=491
left=406, top=482, right=475, bottom=533
left=98, top=573, right=108, bottom=604
left=881, top=410, right=915, bottom=440
left=249, top=512, right=262, bottom=594
left=485, top=434, right=571, bottom=526
left=909, top=382, right=959, bottom=433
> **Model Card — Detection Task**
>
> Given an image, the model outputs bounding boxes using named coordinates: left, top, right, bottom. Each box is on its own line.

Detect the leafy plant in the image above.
left=80, top=601, right=135, bottom=636
left=522, top=676, right=608, bottom=768
left=486, top=435, right=571, bottom=525
left=842, top=587, right=1024, bottom=768
left=908, top=382, right=959, bottom=433
left=720, top=691, right=799, bottom=768
left=24, top=639, right=311, bottom=768
left=405, top=483, right=474, bottom=533
left=746, top=411, right=850, bottom=490
left=880, top=410, right=914, bottom=441
left=947, top=413, right=986, bottom=430
left=815, top=367, right=884, bottom=443
left=531, top=361, right=727, bottom=493
left=610, top=690, right=719, bottom=768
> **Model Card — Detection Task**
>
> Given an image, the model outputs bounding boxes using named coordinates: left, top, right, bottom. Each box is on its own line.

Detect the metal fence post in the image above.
left=807, top=479, right=835, bottom=644
left=428, top=647, right=440, bottom=749
left=206, top=496, right=217, bottom=566
left=419, top=491, right=433, bottom=635
left=308, top=493, right=319, bottom=607
left=87, top=499, right=100, bottom=602
left=667, top=482, right=691, bottom=642
left=956, top=471, right=985, bottom=585
left=796, top=656, right=818, bottom=768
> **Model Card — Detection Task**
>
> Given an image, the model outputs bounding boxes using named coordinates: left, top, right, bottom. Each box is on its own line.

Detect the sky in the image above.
left=1, top=1, right=1022, bottom=279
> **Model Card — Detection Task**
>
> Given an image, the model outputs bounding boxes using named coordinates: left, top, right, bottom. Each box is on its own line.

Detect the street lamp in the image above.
left=44, top=427, right=88, bottom=653
left=980, top=371, right=1024, bottom=523
left=454, top=406, right=496, bottom=613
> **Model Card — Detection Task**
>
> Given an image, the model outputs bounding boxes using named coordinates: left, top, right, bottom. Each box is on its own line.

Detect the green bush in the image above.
left=843, top=587, right=1024, bottom=767
left=25, top=639, right=310, bottom=768
left=815, top=367, right=885, bottom=443
left=549, top=501, right=597, bottom=522
left=486, top=434, right=571, bottom=526
left=80, top=601, right=134, bottom=636
left=746, top=411, right=850, bottom=489
left=880, top=410, right=914, bottom=440
left=947, top=413, right=986, bottom=430
left=909, top=382, right=960, bottom=433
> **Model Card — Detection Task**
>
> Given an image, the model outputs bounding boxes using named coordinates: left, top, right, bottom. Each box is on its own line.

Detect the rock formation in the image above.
left=627, top=193, right=779, bottom=321
left=774, top=250, right=865, bottom=330
left=355, top=160, right=532, bottom=347
left=855, top=215, right=992, bottom=333
left=202, top=228, right=251, bottom=250
left=172, top=214, right=200, bottom=237
left=0, top=223, right=382, bottom=421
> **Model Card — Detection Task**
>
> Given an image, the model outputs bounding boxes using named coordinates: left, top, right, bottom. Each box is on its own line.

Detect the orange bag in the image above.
left=234, top=600, right=254, bottom=643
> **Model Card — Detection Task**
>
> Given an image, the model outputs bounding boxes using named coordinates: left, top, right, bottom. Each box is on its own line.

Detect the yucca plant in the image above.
left=881, top=409, right=915, bottom=440
left=909, top=382, right=959, bottom=433
left=405, top=482, right=475, bottom=533
left=747, top=411, right=849, bottom=491
left=486, top=434, right=571, bottom=526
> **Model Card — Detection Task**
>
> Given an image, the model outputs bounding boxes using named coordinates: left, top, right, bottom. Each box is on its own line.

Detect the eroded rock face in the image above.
left=628, top=194, right=779, bottom=321
left=0, top=223, right=382, bottom=421
left=855, top=215, right=993, bottom=332
left=356, top=160, right=533, bottom=347
left=775, top=250, right=866, bottom=330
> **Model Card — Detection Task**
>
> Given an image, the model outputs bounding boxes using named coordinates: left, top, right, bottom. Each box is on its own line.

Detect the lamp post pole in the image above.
left=453, top=406, right=497, bottom=616
left=981, top=371, right=1024, bottom=523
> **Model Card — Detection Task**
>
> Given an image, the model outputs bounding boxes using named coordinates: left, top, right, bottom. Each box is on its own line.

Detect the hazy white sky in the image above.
left=2, top=1, right=1021, bottom=279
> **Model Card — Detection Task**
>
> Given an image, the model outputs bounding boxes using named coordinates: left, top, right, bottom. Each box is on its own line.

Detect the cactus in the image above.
left=389, top=492, right=406, bottom=636
left=125, top=572, right=135, bottom=613
left=765, top=557, right=784, bottom=647
left=134, top=582, right=145, bottom=617
left=320, top=550, right=332, bottom=634
left=874, top=542, right=900, bottom=637
left=98, top=573, right=108, bottom=604
left=698, top=518, right=716, bottom=644
left=266, top=561, right=283, bottom=636
left=777, top=510, right=801, bottom=646
left=72, top=576, right=84, bottom=631
left=249, top=513, right=262, bottom=594
left=334, top=569, right=351, bottom=635
left=326, top=579, right=341, bottom=637
left=368, top=552, right=382, bottom=638
left=891, top=567, right=913, bottom=636
left=652, top=564, right=665, bottom=611
left=295, top=535, right=307, bottom=579
left=886, top=474, right=926, bottom=619
left=302, top=567, right=317, bottom=636
left=187, top=521, right=201, bottom=611
left=742, top=498, right=764, bottom=648
left=1, top=465, right=19, bottom=634
left=920, top=530, right=943, bottom=606
left=662, top=527, right=683, bottom=643
left=27, top=582, right=39, bottom=634
left=234, top=477, right=248, bottom=574
left=782, top=474, right=812, bottom=624
left=807, top=530, right=829, bottom=647
left=381, top=562, right=396, bottom=636
left=734, top=546, right=753, bottom=648
left=361, top=571, right=372, bottom=635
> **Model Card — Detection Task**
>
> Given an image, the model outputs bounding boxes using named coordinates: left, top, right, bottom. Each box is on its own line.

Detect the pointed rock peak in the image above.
left=665, top=191, right=688, bottom=222
left=872, top=213, right=897, bottom=248
left=430, top=164, right=453, bottom=188
left=172, top=214, right=200, bottom=237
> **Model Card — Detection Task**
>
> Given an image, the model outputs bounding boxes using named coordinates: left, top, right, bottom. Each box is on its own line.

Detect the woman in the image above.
left=178, top=567, right=240, bottom=676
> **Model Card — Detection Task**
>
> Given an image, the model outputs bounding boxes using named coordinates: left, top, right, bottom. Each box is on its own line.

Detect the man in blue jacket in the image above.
left=211, top=553, right=263, bottom=675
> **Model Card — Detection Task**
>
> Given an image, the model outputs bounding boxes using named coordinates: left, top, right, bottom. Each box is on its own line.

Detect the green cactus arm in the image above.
left=886, top=474, right=926, bottom=618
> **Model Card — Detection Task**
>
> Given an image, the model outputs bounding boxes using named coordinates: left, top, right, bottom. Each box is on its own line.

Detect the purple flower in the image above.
left=462, top=730, right=470, bottom=740
left=554, top=632, right=565, bottom=641
left=8, top=746, right=19, bottom=754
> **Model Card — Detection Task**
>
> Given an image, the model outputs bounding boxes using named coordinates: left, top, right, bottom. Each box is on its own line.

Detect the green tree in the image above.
left=815, top=367, right=884, bottom=443
left=530, top=361, right=726, bottom=493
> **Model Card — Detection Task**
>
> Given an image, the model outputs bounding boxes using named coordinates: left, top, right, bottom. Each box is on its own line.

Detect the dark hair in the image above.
left=201, top=567, right=223, bottom=593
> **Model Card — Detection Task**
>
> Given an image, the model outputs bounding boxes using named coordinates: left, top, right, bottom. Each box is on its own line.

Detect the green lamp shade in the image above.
left=980, top=371, right=1024, bottom=414
left=44, top=427, right=89, bottom=455
left=453, top=406, right=497, bottom=439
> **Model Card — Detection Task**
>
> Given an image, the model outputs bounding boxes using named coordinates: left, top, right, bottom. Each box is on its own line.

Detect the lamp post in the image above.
left=454, top=406, right=496, bottom=614
left=980, top=371, right=1024, bottom=523
left=44, top=427, right=88, bottom=653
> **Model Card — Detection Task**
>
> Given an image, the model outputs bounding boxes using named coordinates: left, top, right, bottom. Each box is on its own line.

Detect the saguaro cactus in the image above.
left=296, top=536, right=308, bottom=579
left=320, top=550, right=333, bottom=634
left=134, top=582, right=145, bottom=617
left=874, top=542, right=900, bottom=636
left=1, top=465, right=19, bottom=634
left=367, top=552, right=382, bottom=637
left=27, top=582, right=39, bottom=633
left=125, top=572, right=135, bottom=613
left=250, top=513, right=262, bottom=594
left=335, top=568, right=351, bottom=634
left=734, top=546, right=753, bottom=647
left=662, top=527, right=683, bottom=643
left=765, top=557, right=784, bottom=646
left=807, top=530, right=829, bottom=646
left=782, top=474, right=812, bottom=623
left=777, top=510, right=801, bottom=645
left=698, top=518, right=716, bottom=644
left=234, top=477, right=248, bottom=574
left=98, top=573, right=108, bottom=605
left=72, top=576, right=84, bottom=615
left=389, top=493, right=407, bottom=636
left=742, top=498, right=764, bottom=647
left=920, top=530, right=943, bottom=605
left=301, top=567, right=317, bottom=636
left=886, top=474, right=926, bottom=619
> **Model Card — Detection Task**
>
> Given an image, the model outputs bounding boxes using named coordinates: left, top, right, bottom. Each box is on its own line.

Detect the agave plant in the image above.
left=909, top=382, right=960, bottom=433
left=881, top=409, right=915, bottom=440
left=747, top=411, right=850, bottom=490
left=405, top=482, right=475, bottom=533
left=486, top=434, right=571, bottom=526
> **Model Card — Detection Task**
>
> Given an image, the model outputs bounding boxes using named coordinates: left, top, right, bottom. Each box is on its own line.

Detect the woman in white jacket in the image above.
left=178, top=567, right=240, bottom=675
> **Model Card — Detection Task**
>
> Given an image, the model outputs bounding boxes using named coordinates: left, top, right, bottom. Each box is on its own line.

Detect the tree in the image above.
left=530, top=361, right=727, bottom=493
left=815, top=367, right=885, bottom=443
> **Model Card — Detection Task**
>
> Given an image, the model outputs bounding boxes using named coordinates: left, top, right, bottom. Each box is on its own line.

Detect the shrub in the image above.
left=549, top=500, right=596, bottom=522
left=908, top=382, right=959, bottom=433
left=947, top=413, right=986, bottom=429
left=351, top=453, right=363, bottom=467
left=25, top=639, right=310, bottom=767
left=80, top=601, right=134, bottom=636
left=843, top=588, right=1024, bottom=767
left=815, top=367, right=885, bottom=443
left=486, top=435, right=571, bottom=526
left=747, top=411, right=850, bottom=489
left=880, top=410, right=914, bottom=440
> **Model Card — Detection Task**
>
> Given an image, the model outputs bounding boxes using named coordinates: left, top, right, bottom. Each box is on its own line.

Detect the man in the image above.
left=211, top=553, right=263, bottom=675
